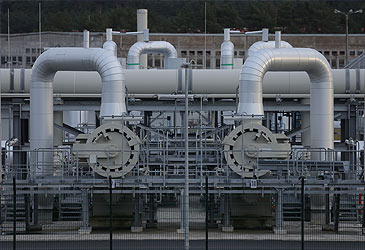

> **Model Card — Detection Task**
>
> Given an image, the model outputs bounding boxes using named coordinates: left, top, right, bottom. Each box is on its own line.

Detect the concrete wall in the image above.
left=0, top=32, right=364, bottom=69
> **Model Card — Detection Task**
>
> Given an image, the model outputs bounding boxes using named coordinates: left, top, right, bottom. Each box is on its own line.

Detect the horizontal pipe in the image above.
left=1, top=93, right=364, bottom=99
left=1, top=68, right=363, bottom=96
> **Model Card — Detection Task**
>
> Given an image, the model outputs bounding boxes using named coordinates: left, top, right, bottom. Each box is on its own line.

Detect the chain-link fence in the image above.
left=1, top=176, right=365, bottom=250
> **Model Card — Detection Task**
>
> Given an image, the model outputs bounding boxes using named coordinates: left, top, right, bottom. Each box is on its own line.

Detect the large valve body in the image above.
left=223, top=122, right=290, bottom=178
left=73, top=122, right=141, bottom=178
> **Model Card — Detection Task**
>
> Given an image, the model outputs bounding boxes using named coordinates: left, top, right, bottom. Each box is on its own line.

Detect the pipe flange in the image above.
left=85, top=123, right=141, bottom=178
left=223, top=124, right=275, bottom=178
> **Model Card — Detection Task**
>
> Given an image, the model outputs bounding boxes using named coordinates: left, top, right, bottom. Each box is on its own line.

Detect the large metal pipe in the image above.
left=103, top=28, right=117, bottom=57
left=220, top=29, right=234, bottom=69
left=83, top=30, right=89, bottom=48
left=137, top=9, right=148, bottom=68
left=247, top=41, right=293, bottom=57
left=127, top=41, right=177, bottom=69
left=30, top=47, right=126, bottom=175
left=238, top=48, right=333, bottom=153
left=1, top=68, right=364, bottom=96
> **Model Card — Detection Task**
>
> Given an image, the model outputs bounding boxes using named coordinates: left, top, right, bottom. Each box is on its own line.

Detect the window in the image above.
left=331, top=59, right=337, bottom=68
left=206, top=59, right=210, bottom=68
left=239, top=51, right=245, bottom=56
left=234, top=51, right=238, bottom=56
left=197, top=51, right=203, bottom=56
left=324, top=51, right=330, bottom=56
left=155, top=58, right=160, bottom=68
left=32, top=48, right=36, bottom=54
left=215, top=51, right=221, bottom=56
left=197, top=58, right=202, bottom=65
left=25, top=48, right=30, bottom=54
left=189, top=51, right=195, bottom=56
left=1, top=56, right=5, bottom=64
left=181, top=51, right=187, bottom=57
left=350, top=51, right=355, bottom=56
left=148, top=58, right=153, bottom=68
left=32, top=56, right=36, bottom=62
left=12, top=56, right=16, bottom=62
left=339, top=51, right=345, bottom=56
left=26, top=57, right=31, bottom=64
left=216, top=59, right=220, bottom=68
left=18, top=56, right=22, bottom=62
left=206, top=51, right=211, bottom=56
left=318, top=51, right=322, bottom=54
left=332, top=51, right=338, bottom=56
left=357, top=51, right=363, bottom=56
left=339, top=59, right=345, bottom=68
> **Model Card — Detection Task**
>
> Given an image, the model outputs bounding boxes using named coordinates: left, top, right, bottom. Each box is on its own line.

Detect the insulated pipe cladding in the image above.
left=220, top=29, right=234, bottom=69
left=247, top=40, right=293, bottom=57
left=127, top=41, right=178, bottom=69
left=30, top=47, right=126, bottom=176
left=239, top=48, right=333, bottom=157
left=103, top=28, right=118, bottom=57
left=1, top=68, right=363, bottom=96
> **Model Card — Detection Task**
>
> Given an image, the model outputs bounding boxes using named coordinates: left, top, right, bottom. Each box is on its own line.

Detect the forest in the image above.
left=0, top=1, right=364, bottom=34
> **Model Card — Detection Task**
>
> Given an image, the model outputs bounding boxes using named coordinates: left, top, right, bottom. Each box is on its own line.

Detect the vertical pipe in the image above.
left=7, top=8, right=10, bottom=68
left=106, top=28, right=113, bottom=41
left=137, top=9, right=148, bottom=68
left=275, top=31, right=281, bottom=48
left=204, top=2, right=207, bottom=69
left=301, top=177, right=304, bottom=250
left=39, top=2, right=41, bottom=53
left=224, top=28, right=230, bottom=41
left=183, top=64, right=190, bottom=250
left=221, top=29, right=234, bottom=70
left=262, top=28, right=269, bottom=42
left=109, top=176, right=113, bottom=250
left=345, top=14, right=349, bottom=65
left=83, top=30, right=90, bottom=48
left=205, top=175, right=208, bottom=250
left=0, top=69, right=2, bottom=181
left=13, top=176, right=16, bottom=250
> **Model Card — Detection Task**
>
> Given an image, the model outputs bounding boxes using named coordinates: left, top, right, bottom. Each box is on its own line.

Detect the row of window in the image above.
left=319, top=50, right=363, bottom=57
left=180, top=50, right=246, bottom=57
left=180, top=50, right=363, bottom=58
left=25, top=48, right=44, bottom=54
left=0, top=55, right=37, bottom=65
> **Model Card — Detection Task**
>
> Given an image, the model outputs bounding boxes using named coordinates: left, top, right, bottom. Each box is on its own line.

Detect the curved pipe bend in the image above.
left=247, top=41, right=293, bottom=57
left=238, top=48, right=333, bottom=153
left=127, top=41, right=177, bottom=69
left=30, top=47, right=126, bottom=155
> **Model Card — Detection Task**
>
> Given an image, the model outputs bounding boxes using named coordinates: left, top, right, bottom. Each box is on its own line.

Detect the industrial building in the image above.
left=0, top=8, right=365, bottom=249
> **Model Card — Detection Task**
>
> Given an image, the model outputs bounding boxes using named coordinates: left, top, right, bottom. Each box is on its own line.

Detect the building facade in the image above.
left=0, top=32, right=364, bottom=69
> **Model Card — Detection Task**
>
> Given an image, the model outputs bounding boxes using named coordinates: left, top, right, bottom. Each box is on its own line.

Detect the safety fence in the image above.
left=1, top=177, right=365, bottom=250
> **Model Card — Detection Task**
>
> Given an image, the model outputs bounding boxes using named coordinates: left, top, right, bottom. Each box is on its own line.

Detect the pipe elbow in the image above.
left=127, top=41, right=177, bottom=69
left=247, top=41, right=293, bottom=57
left=103, top=40, right=118, bottom=57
